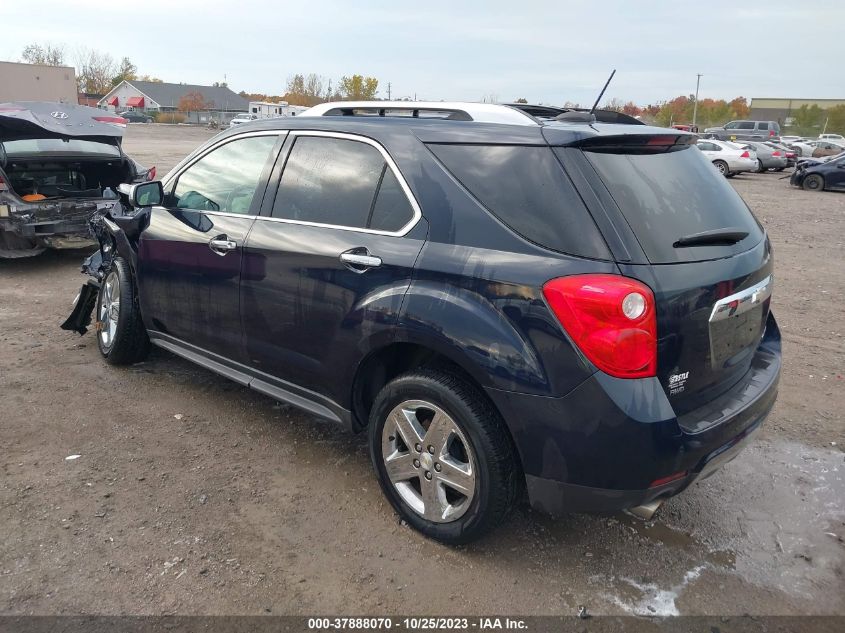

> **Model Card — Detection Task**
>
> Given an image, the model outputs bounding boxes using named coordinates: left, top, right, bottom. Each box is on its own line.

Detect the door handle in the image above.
left=209, top=236, right=237, bottom=255
left=340, top=251, right=382, bottom=270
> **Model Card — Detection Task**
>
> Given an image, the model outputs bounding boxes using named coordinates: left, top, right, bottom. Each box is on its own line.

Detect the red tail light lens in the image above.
left=772, top=151, right=781, bottom=156
left=147, top=166, right=156, bottom=181
left=93, top=116, right=128, bottom=127
left=542, top=274, right=657, bottom=379
left=769, top=129, right=775, bottom=136
left=740, top=150, right=750, bottom=158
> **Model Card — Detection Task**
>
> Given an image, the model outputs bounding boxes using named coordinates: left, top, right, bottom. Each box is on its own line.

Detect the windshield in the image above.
left=579, top=145, right=763, bottom=264
left=2, top=138, right=121, bottom=157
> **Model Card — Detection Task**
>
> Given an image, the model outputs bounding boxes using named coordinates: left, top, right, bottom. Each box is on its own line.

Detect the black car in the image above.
left=0, top=102, right=152, bottom=257
left=63, top=101, right=781, bottom=543
left=790, top=152, right=845, bottom=191
left=119, top=110, right=153, bottom=123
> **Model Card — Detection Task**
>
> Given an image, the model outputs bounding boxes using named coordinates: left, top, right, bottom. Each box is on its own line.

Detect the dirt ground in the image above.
left=1, top=124, right=843, bottom=617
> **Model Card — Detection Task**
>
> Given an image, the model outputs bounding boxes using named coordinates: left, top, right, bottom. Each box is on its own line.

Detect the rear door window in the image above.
left=577, top=145, right=763, bottom=264
left=271, top=135, right=416, bottom=232
left=428, top=144, right=610, bottom=259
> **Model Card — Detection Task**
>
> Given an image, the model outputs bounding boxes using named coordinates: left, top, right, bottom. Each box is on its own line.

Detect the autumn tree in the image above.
left=137, top=75, right=163, bottom=83
left=729, top=97, right=750, bottom=120
left=111, top=57, right=137, bottom=87
left=514, top=97, right=528, bottom=104
left=622, top=101, right=642, bottom=117
left=339, top=75, right=379, bottom=101
left=178, top=91, right=212, bottom=112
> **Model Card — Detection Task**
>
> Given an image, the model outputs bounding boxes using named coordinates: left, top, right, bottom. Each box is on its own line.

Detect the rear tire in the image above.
left=96, top=257, right=150, bottom=365
left=713, top=160, right=729, bottom=176
left=802, top=174, right=825, bottom=192
left=368, top=368, right=520, bottom=544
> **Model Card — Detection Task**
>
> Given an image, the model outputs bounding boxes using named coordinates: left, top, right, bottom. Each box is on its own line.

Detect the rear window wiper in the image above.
left=673, top=228, right=749, bottom=248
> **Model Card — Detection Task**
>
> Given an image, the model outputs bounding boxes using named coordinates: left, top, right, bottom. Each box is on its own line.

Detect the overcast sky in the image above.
left=2, top=0, right=841, bottom=104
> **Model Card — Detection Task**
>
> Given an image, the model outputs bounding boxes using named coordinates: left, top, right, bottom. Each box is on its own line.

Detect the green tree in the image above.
left=110, top=57, right=137, bottom=87
left=823, top=105, right=845, bottom=136
left=21, top=43, right=65, bottom=66
left=338, top=75, right=379, bottom=101
left=793, top=104, right=825, bottom=130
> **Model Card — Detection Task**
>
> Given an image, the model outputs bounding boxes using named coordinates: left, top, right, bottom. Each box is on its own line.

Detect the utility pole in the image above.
left=692, top=73, right=702, bottom=128
left=387, top=82, right=391, bottom=100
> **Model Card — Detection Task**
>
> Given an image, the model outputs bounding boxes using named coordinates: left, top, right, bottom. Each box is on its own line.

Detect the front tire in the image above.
left=368, top=369, right=520, bottom=544
left=96, top=257, right=150, bottom=365
left=802, top=174, right=825, bottom=192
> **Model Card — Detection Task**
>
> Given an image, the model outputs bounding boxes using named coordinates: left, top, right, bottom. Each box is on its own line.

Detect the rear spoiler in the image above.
left=571, top=133, right=697, bottom=153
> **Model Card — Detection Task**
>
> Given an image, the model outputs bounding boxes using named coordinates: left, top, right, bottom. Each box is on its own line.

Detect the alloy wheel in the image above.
left=98, top=270, right=120, bottom=348
left=381, top=400, right=476, bottom=523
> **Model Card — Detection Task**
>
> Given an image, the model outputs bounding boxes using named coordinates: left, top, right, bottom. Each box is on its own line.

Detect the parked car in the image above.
left=818, top=133, right=845, bottom=143
left=741, top=141, right=788, bottom=172
left=762, top=141, right=797, bottom=168
left=779, top=135, right=804, bottom=145
left=62, top=102, right=780, bottom=543
left=695, top=139, right=758, bottom=176
left=0, top=101, right=152, bottom=257
left=229, top=113, right=257, bottom=128
left=703, top=120, right=780, bottom=141
left=118, top=110, right=153, bottom=124
left=790, top=151, right=845, bottom=192
left=789, top=139, right=845, bottom=158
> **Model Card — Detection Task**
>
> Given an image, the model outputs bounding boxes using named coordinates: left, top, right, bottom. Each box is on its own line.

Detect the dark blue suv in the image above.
left=63, top=102, right=781, bottom=543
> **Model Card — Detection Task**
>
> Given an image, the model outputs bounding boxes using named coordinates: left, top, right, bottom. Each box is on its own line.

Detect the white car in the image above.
left=779, top=135, right=805, bottom=145
left=229, top=113, right=257, bottom=128
left=791, top=139, right=845, bottom=157
left=818, top=133, right=845, bottom=143
left=695, top=139, right=758, bottom=176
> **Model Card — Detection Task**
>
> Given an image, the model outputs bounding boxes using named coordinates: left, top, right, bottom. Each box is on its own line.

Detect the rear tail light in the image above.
left=772, top=151, right=781, bottom=156
left=146, top=166, right=156, bottom=181
left=542, top=274, right=657, bottom=379
left=0, top=174, right=7, bottom=191
left=740, top=150, right=750, bottom=158
left=93, top=116, right=128, bottom=127
left=769, top=129, right=775, bottom=136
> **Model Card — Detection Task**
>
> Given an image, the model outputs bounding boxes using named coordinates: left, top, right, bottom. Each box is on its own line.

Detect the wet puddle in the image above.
left=595, top=439, right=844, bottom=614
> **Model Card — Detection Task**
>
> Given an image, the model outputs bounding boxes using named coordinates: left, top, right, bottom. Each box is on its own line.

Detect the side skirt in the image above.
left=148, top=331, right=353, bottom=429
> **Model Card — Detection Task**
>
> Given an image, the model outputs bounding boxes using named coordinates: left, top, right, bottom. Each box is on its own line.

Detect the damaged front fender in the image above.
left=59, top=204, right=150, bottom=335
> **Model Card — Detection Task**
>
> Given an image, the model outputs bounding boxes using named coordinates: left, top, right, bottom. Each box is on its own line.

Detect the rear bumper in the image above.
left=487, top=313, right=781, bottom=516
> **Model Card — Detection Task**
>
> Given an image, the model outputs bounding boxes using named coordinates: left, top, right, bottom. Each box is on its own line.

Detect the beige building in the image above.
left=750, top=97, right=845, bottom=125
left=0, top=61, right=78, bottom=103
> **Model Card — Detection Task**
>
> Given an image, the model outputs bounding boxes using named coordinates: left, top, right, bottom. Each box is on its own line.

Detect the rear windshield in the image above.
left=2, top=138, right=120, bottom=157
left=428, top=144, right=610, bottom=259
left=577, top=145, right=763, bottom=263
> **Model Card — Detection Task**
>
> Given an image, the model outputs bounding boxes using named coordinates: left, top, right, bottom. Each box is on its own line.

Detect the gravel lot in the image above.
left=1, top=124, right=843, bottom=616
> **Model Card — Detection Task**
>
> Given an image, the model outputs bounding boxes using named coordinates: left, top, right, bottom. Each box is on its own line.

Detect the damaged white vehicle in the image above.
left=0, top=101, right=153, bottom=257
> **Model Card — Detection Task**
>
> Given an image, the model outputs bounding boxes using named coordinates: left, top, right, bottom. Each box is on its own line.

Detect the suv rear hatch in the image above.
left=552, top=131, right=772, bottom=418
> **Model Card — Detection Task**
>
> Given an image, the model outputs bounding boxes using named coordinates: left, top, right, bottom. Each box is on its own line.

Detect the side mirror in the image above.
left=117, top=181, right=163, bottom=207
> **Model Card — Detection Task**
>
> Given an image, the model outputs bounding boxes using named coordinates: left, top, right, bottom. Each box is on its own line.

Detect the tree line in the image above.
left=21, top=43, right=162, bottom=94
left=239, top=73, right=380, bottom=107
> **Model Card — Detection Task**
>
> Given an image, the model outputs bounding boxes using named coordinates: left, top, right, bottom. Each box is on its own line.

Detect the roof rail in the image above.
left=299, top=101, right=539, bottom=126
